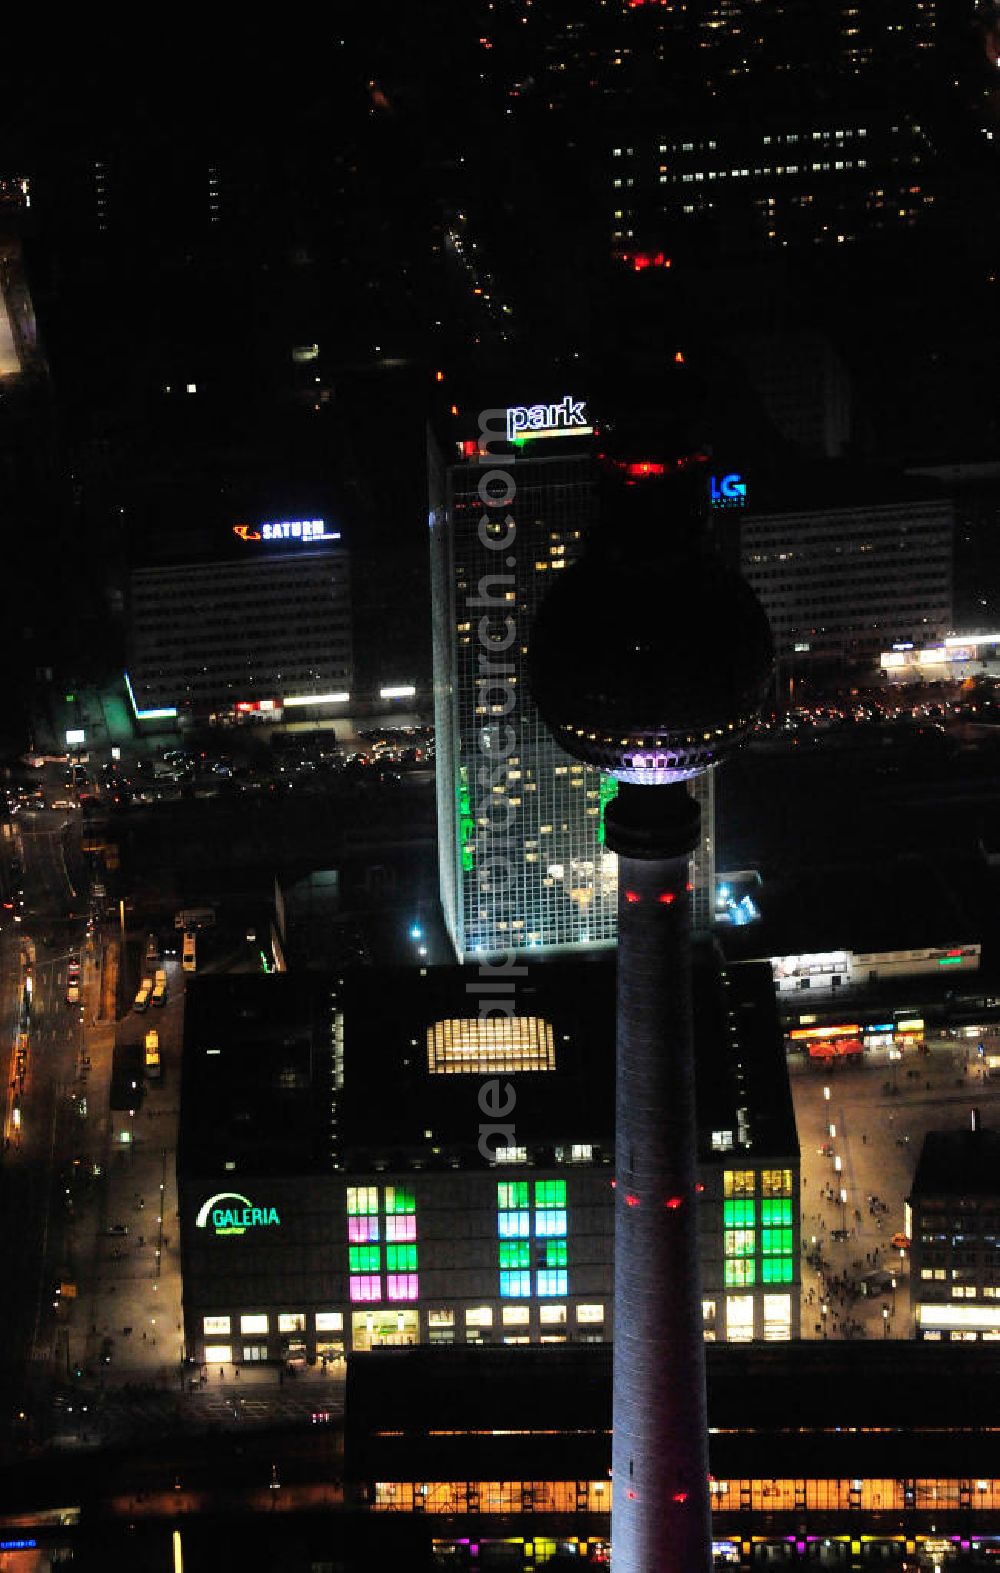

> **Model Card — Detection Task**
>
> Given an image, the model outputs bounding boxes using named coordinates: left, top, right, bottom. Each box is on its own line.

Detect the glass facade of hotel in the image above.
left=429, top=440, right=717, bottom=960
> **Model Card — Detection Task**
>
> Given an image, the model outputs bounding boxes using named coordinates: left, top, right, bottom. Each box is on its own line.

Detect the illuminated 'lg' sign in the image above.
left=710, top=473, right=747, bottom=509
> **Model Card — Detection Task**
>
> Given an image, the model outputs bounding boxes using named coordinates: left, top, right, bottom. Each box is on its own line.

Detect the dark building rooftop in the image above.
left=346, top=1341, right=1000, bottom=1484
left=177, top=949, right=797, bottom=1182
left=178, top=973, right=335, bottom=1178
left=910, top=1125, right=1000, bottom=1197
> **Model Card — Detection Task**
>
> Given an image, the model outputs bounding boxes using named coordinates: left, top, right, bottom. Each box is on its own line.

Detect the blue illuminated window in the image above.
left=500, top=1270, right=532, bottom=1298
left=535, top=1210, right=567, bottom=1237
left=499, top=1211, right=531, bottom=1238
left=537, top=1269, right=568, bottom=1297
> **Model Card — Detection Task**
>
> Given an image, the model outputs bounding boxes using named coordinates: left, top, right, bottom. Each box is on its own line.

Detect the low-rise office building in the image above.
left=909, top=1120, right=1000, bottom=1343
left=177, top=951, right=800, bottom=1367
left=126, top=516, right=351, bottom=724
left=741, top=489, right=953, bottom=673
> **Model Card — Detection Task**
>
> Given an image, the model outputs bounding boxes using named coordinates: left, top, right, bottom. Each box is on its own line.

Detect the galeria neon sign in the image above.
left=195, top=1191, right=281, bottom=1236
left=506, top=395, right=591, bottom=444
left=233, top=519, right=340, bottom=543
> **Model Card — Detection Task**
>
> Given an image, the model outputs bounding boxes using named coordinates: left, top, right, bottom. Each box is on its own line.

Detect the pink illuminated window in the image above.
left=386, top=1215, right=416, bottom=1242
left=349, top=1275, right=381, bottom=1303
left=348, top=1216, right=379, bottom=1243
left=386, top=1273, right=419, bottom=1302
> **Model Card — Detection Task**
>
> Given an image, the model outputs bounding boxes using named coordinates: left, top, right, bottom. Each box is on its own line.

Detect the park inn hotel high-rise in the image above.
left=429, top=405, right=715, bottom=961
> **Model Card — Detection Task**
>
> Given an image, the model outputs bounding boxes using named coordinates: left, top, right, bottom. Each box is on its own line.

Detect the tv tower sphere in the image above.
left=530, top=532, right=774, bottom=1573
left=528, top=540, right=774, bottom=784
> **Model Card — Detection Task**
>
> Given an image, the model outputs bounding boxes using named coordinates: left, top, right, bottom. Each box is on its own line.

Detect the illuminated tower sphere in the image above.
left=530, top=534, right=773, bottom=1573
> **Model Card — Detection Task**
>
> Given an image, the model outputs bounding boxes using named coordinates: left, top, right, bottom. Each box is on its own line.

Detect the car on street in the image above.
left=107, top=1223, right=128, bottom=1237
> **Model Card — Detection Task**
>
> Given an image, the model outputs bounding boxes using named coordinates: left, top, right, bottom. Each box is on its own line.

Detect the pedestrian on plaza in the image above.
left=235, top=1367, right=240, bottom=1380
left=219, top=1367, right=224, bottom=1381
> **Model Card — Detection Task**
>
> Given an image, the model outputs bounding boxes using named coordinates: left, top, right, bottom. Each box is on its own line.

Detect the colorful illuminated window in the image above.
left=762, top=1258, right=795, bottom=1283
left=724, top=1170, right=756, bottom=1198
left=724, top=1230, right=755, bottom=1257
left=761, top=1169, right=792, bottom=1197
left=386, top=1244, right=418, bottom=1272
left=347, top=1187, right=419, bottom=1303
left=535, top=1180, right=566, bottom=1208
left=385, top=1186, right=416, bottom=1215
left=725, top=1259, right=756, bottom=1287
left=762, top=1198, right=793, bottom=1227
left=347, top=1187, right=378, bottom=1215
left=537, top=1269, right=568, bottom=1297
left=500, top=1270, right=532, bottom=1298
left=544, top=1240, right=567, bottom=1268
left=499, top=1241, right=531, bottom=1269
left=535, top=1210, right=567, bottom=1237
left=498, top=1182, right=529, bottom=1210
left=723, top=1200, right=756, bottom=1228
left=762, top=1228, right=793, bottom=1256
left=386, top=1273, right=419, bottom=1302
left=498, top=1211, right=531, bottom=1238
left=349, top=1275, right=380, bottom=1303
left=385, top=1215, right=416, bottom=1242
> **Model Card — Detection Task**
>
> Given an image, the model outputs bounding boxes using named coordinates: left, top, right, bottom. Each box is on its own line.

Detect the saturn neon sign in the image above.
left=195, top=1191, right=282, bottom=1236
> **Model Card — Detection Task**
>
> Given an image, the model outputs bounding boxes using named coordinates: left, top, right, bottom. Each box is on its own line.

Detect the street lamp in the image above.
left=882, top=1304, right=890, bottom=1338
left=840, top=1186, right=848, bottom=1235
left=823, top=1085, right=831, bottom=1102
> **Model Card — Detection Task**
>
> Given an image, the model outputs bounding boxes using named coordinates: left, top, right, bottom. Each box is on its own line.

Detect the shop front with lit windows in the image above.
left=178, top=954, right=798, bottom=1368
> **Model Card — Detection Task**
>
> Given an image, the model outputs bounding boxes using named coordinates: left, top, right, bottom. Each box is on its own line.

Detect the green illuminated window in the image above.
left=385, top=1186, right=415, bottom=1215
left=386, top=1243, right=418, bottom=1272
left=498, top=1182, right=530, bottom=1210
left=347, top=1186, right=378, bottom=1216
left=348, top=1245, right=380, bottom=1273
left=761, top=1169, right=792, bottom=1197
left=725, top=1259, right=756, bottom=1287
left=724, top=1170, right=756, bottom=1198
left=762, top=1199, right=793, bottom=1227
left=535, top=1180, right=566, bottom=1208
left=724, top=1230, right=755, bottom=1258
left=762, top=1258, right=794, bottom=1283
left=723, top=1200, right=756, bottom=1228
left=762, top=1228, right=793, bottom=1256
left=544, top=1240, right=567, bottom=1268
left=499, top=1240, right=531, bottom=1269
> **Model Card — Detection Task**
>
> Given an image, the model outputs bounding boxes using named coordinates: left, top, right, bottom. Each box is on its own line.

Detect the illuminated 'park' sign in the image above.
left=710, top=473, right=747, bottom=510
left=195, top=1191, right=282, bottom=1236
left=233, top=519, right=340, bottom=543
left=506, top=395, right=591, bottom=444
